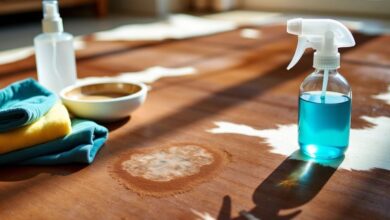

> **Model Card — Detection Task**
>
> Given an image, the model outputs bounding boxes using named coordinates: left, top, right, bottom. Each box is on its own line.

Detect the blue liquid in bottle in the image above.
left=298, top=91, right=351, bottom=159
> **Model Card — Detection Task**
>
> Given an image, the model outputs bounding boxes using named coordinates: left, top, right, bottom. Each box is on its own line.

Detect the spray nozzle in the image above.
left=41, top=0, right=63, bottom=33
left=286, top=18, right=355, bottom=70
left=43, top=0, right=60, bottom=19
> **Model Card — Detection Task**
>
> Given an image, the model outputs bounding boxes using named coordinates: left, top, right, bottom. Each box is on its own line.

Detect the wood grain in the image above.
left=0, top=25, right=389, bottom=220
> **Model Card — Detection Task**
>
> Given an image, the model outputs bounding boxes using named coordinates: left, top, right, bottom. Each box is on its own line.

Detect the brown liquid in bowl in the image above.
left=65, top=83, right=142, bottom=101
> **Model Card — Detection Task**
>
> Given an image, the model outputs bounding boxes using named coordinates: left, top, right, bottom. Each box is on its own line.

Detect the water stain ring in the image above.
left=109, top=143, right=230, bottom=197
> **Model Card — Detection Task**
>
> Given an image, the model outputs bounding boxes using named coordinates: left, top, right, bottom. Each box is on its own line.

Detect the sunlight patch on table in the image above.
left=191, top=209, right=216, bottom=220
left=93, top=14, right=237, bottom=41
left=207, top=116, right=390, bottom=171
left=373, top=85, right=390, bottom=105
left=77, top=66, right=197, bottom=86
left=240, top=28, right=262, bottom=39
left=0, top=39, right=86, bottom=65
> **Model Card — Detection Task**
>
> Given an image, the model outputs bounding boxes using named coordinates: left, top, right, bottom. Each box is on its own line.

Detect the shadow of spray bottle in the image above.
left=218, top=150, right=344, bottom=220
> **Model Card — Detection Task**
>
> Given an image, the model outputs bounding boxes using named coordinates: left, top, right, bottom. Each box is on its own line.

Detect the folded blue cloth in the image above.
left=0, top=119, right=108, bottom=165
left=0, top=78, right=57, bottom=132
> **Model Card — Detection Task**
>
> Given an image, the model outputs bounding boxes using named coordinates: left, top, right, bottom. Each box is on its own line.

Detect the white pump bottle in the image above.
left=287, top=18, right=355, bottom=159
left=34, top=0, right=77, bottom=94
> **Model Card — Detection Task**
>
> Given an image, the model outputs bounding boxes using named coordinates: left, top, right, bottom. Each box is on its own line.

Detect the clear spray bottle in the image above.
left=34, top=0, right=77, bottom=94
left=286, top=18, right=355, bottom=159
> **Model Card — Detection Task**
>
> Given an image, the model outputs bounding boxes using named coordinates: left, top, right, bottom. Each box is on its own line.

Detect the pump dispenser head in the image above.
left=286, top=18, right=355, bottom=70
left=42, top=0, right=63, bottom=33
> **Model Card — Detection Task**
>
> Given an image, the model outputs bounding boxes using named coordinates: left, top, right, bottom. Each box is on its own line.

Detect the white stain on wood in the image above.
left=121, top=145, right=214, bottom=182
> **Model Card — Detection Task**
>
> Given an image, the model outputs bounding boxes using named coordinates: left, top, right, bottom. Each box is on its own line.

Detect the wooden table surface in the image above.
left=0, top=24, right=389, bottom=220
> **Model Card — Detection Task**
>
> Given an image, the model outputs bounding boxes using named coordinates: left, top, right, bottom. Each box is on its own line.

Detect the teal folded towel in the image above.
left=0, top=78, right=57, bottom=132
left=0, top=119, right=108, bottom=165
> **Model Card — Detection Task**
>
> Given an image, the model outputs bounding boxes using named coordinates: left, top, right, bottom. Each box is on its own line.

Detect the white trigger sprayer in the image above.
left=286, top=18, right=356, bottom=159
left=286, top=18, right=355, bottom=99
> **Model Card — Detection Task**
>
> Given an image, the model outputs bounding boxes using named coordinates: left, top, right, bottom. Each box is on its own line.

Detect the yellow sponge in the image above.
left=0, top=102, right=72, bottom=154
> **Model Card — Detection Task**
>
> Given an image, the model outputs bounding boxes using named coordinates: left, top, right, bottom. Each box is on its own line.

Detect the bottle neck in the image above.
left=42, top=18, right=63, bottom=33
left=314, top=68, right=338, bottom=75
left=313, top=52, right=340, bottom=70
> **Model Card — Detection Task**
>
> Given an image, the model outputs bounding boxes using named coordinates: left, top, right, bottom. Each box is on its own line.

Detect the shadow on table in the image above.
left=101, top=116, right=131, bottom=132
left=217, top=150, right=344, bottom=220
left=0, top=164, right=85, bottom=203
left=0, top=164, right=85, bottom=182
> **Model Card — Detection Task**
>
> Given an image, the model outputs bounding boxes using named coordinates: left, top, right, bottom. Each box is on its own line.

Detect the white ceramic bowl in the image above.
left=60, top=81, right=147, bottom=121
